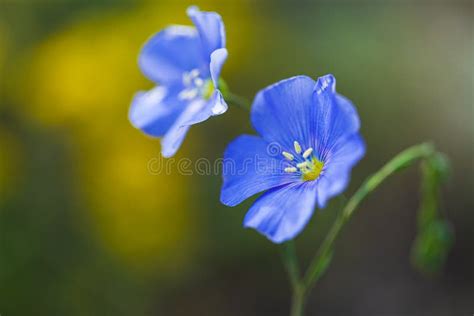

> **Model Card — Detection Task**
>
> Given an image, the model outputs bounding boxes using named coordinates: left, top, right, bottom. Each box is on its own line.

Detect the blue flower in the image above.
left=129, top=6, right=228, bottom=157
left=220, top=75, right=365, bottom=243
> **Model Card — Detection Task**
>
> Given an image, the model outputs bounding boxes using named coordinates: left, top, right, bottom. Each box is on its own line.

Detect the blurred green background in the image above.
left=0, top=0, right=472, bottom=315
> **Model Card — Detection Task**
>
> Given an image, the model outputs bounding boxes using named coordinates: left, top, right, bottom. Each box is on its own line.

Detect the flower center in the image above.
left=178, top=69, right=215, bottom=101
left=283, top=141, right=324, bottom=181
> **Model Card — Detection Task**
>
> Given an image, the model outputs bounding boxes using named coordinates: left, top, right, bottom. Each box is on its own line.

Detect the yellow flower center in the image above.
left=283, top=141, right=324, bottom=182
left=202, top=79, right=215, bottom=100
left=178, top=69, right=229, bottom=101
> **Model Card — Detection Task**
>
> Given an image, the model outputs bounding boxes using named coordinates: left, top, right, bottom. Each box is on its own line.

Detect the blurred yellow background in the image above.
left=0, top=1, right=472, bottom=315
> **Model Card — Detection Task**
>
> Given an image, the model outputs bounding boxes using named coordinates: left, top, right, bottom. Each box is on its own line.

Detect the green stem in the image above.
left=225, top=92, right=251, bottom=111
left=281, top=241, right=301, bottom=290
left=303, top=142, right=436, bottom=290
left=280, top=241, right=305, bottom=316
left=290, top=285, right=305, bottom=316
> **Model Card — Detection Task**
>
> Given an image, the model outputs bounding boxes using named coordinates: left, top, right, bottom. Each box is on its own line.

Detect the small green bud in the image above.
left=411, top=220, right=454, bottom=276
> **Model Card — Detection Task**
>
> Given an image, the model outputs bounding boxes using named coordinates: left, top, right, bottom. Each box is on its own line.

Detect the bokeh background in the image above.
left=0, top=0, right=472, bottom=315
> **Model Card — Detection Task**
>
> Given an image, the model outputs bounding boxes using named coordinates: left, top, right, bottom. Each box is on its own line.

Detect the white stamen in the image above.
left=194, top=78, right=204, bottom=87
left=282, top=151, right=294, bottom=161
left=302, top=148, right=313, bottom=159
left=190, top=69, right=200, bottom=78
left=178, top=88, right=198, bottom=100
left=183, top=69, right=201, bottom=86
left=284, top=167, right=297, bottom=173
left=183, top=73, right=192, bottom=86
left=296, top=161, right=308, bottom=169
left=294, top=141, right=302, bottom=154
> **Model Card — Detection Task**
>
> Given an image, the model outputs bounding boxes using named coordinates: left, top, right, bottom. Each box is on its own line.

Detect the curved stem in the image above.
left=303, top=142, right=435, bottom=290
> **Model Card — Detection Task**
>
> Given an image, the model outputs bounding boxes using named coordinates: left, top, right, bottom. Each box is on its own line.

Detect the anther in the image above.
left=296, top=161, right=308, bottom=169
left=190, top=69, right=200, bottom=77
left=178, top=88, right=198, bottom=100
left=284, top=167, right=297, bottom=173
left=294, top=141, right=302, bottom=154
left=302, top=148, right=313, bottom=159
left=282, top=151, right=294, bottom=161
left=194, top=78, right=204, bottom=87
left=183, top=73, right=192, bottom=86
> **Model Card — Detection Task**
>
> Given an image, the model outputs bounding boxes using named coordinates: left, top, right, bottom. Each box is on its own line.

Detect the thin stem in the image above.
left=281, top=241, right=301, bottom=290
left=225, top=92, right=251, bottom=111
left=280, top=241, right=306, bottom=316
left=290, top=285, right=305, bottom=316
left=303, top=142, right=435, bottom=290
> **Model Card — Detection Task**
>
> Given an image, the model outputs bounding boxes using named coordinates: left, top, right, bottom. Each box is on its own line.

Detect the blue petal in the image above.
left=317, top=133, right=366, bottom=208
left=209, top=90, right=228, bottom=116
left=161, top=121, right=191, bottom=158
left=187, top=6, right=226, bottom=62
left=179, top=90, right=227, bottom=128
left=210, top=48, right=228, bottom=87
left=220, top=135, right=300, bottom=207
left=251, top=76, right=317, bottom=151
left=312, top=74, right=361, bottom=161
left=160, top=98, right=204, bottom=157
left=160, top=91, right=227, bottom=157
left=243, top=182, right=318, bottom=243
left=139, top=25, right=204, bottom=85
left=129, top=86, right=185, bottom=137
